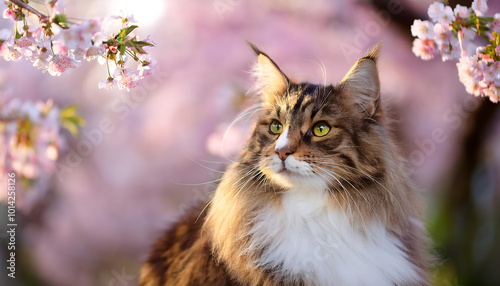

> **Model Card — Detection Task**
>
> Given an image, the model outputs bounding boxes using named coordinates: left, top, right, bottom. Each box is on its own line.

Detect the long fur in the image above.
left=139, top=44, right=431, bottom=286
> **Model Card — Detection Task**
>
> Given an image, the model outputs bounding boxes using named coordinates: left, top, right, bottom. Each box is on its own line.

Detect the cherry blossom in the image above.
left=98, top=77, right=117, bottom=90
left=492, top=13, right=500, bottom=33
left=412, top=39, right=436, bottom=61
left=0, top=0, right=156, bottom=91
left=137, top=54, right=157, bottom=78
left=115, top=68, right=140, bottom=91
left=427, top=2, right=446, bottom=23
left=438, top=5, right=455, bottom=25
left=454, top=5, right=470, bottom=18
left=472, top=0, right=488, bottom=16
left=412, top=0, right=500, bottom=103
left=0, top=98, right=79, bottom=188
left=411, top=20, right=434, bottom=40
left=111, top=10, right=137, bottom=27
left=47, top=53, right=79, bottom=76
left=84, top=45, right=105, bottom=61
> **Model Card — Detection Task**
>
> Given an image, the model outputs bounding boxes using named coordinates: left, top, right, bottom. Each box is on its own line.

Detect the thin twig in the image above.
left=7, top=0, right=66, bottom=29
left=8, top=0, right=49, bottom=22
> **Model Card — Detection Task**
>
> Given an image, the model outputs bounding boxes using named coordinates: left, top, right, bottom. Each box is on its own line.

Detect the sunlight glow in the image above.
left=109, top=0, right=166, bottom=27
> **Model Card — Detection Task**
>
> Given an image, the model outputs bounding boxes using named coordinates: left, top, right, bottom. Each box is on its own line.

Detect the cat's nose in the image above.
left=275, top=146, right=294, bottom=161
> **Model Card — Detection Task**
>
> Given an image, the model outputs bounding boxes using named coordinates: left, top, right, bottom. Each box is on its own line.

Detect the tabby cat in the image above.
left=138, top=43, right=430, bottom=286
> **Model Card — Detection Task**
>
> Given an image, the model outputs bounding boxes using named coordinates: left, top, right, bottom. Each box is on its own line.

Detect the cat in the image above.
left=138, top=43, right=430, bottom=286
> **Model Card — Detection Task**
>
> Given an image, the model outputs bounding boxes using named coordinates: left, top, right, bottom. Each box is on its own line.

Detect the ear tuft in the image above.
left=339, top=43, right=382, bottom=118
left=361, top=42, right=381, bottom=62
left=248, top=42, right=289, bottom=104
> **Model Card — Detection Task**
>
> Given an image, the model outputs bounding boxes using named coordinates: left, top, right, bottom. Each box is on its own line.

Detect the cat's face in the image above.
left=243, top=44, right=386, bottom=190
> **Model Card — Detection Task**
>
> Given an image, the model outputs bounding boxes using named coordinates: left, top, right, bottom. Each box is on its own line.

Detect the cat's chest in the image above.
left=247, top=188, right=421, bottom=286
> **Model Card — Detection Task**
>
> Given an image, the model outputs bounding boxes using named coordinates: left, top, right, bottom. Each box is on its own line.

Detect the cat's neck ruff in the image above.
left=247, top=184, right=422, bottom=286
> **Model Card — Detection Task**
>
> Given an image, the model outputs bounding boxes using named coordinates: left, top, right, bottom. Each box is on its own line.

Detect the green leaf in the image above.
left=52, top=13, right=69, bottom=29
left=124, top=39, right=154, bottom=54
left=117, top=25, right=138, bottom=42
left=60, top=105, right=85, bottom=137
left=15, top=29, right=22, bottom=39
left=119, top=44, right=126, bottom=55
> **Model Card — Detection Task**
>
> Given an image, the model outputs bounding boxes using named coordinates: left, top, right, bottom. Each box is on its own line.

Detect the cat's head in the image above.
left=242, top=43, right=389, bottom=190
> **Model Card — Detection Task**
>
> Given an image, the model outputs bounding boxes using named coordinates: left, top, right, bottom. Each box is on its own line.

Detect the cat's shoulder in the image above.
left=139, top=203, right=237, bottom=286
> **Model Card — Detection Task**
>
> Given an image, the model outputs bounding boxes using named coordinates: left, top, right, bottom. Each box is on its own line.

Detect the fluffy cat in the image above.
left=138, top=43, right=430, bottom=286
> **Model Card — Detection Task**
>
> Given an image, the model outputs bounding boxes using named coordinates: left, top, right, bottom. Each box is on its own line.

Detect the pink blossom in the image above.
left=16, top=36, right=38, bottom=59
left=46, top=0, right=66, bottom=13
left=438, top=5, right=455, bottom=25
left=411, top=20, right=434, bottom=39
left=9, top=143, right=39, bottom=179
left=47, top=54, right=79, bottom=76
left=456, top=54, right=500, bottom=103
left=427, top=2, right=446, bottom=22
left=82, top=18, right=102, bottom=35
left=437, top=43, right=460, bottom=62
left=111, top=11, right=137, bottom=27
left=457, top=28, right=478, bottom=57
left=1, top=98, right=66, bottom=181
left=433, top=23, right=460, bottom=61
left=20, top=100, right=41, bottom=122
left=84, top=45, right=105, bottom=61
left=56, top=19, right=101, bottom=52
left=1, top=44, right=22, bottom=61
left=33, top=55, right=50, bottom=70
left=108, top=45, right=118, bottom=54
left=454, top=5, right=470, bottom=18
left=481, top=61, right=499, bottom=83
left=69, top=48, right=85, bottom=61
left=115, top=69, right=140, bottom=91
left=485, top=82, right=500, bottom=103
left=427, top=2, right=455, bottom=24
left=0, top=5, right=154, bottom=92
left=18, top=36, right=35, bottom=49
left=45, top=144, right=59, bottom=161
left=138, top=62, right=156, bottom=78
left=2, top=8, right=16, bottom=20
left=137, top=54, right=157, bottom=78
left=471, top=0, right=488, bottom=16
left=32, top=46, right=53, bottom=70
left=457, top=56, right=480, bottom=95
left=433, top=23, right=451, bottom=45
left=412, top=38, right=437, bottom=61
left=98, top=77, right=117, bottom=90
left=492, top=13, right=500, bottom=33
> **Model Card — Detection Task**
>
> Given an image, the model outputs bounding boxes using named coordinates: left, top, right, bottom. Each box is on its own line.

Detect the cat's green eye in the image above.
left=312, top=121, right=331, bottom=137
left=269, top=120, right=283, bottom=135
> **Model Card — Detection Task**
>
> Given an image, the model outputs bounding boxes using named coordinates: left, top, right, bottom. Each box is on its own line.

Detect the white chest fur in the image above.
left=247, top=187, right=421, bottom=286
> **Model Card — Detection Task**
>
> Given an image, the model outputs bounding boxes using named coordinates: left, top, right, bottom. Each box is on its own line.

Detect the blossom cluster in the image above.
left=0, top=97, right=83, bottom=191
left=0, top=0, right=156, bottom=91
left=411, top=0, right=500, bottom=103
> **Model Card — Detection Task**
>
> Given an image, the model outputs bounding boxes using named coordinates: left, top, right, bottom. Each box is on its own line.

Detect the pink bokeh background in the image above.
left=0, top=0, right=499, bottom=285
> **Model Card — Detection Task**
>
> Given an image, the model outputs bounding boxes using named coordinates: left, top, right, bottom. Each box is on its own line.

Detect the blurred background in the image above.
left=0, top=0, right=499, bottom=285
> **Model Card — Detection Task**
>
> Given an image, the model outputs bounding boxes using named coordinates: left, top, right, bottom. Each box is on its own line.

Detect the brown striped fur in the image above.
left=139, top=44, right=430, bottom=286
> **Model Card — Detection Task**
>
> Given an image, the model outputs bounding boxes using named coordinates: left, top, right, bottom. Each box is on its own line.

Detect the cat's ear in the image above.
left=249, top=43, right=289, bottom=104
left=339, top=43, right=381, bottom=118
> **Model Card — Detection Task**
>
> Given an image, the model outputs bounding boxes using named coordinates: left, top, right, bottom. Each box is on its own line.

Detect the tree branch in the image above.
left=8, top=0, right=49, bottom=23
